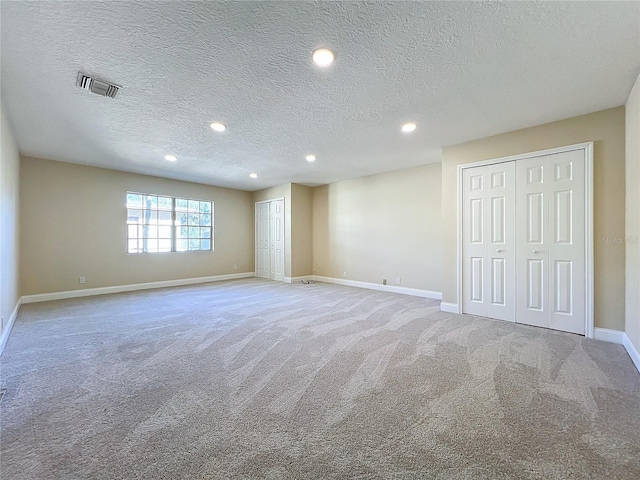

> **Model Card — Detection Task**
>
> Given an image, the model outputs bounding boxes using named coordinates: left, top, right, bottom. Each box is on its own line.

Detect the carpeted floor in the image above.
left=1, top=278, right=639, bottom=479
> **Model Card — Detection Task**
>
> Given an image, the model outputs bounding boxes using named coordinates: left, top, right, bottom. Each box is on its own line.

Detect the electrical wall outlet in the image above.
left=343, top=271, right=347, bottom=278
left=382, top=279, right=387, bottom=285
left=79, top=276, right=86, bottom=284
left=233, top=264, right=237, bottom=270
left=395, top=278, right=401, bottom=285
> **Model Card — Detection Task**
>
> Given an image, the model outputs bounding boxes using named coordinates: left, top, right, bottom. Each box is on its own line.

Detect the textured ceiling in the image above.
left=1, top=1, right=639, bottom=191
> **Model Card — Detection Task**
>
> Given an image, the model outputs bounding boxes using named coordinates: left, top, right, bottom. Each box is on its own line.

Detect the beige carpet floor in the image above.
left=1, top=278, right=639, bottom=479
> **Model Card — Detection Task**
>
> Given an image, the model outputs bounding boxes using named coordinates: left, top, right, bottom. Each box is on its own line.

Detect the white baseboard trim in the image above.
left=0, top=298, right=22, bottom=355
left=593, top=327, right=625, bottom=345
left=314, top=276, right=442, bottom=300
left=440, top=302, right=459, bottom=314
left=284, top=276, right=314, bottom=284
left=623, top=333, right=640, bottom=373
left=21, top=272, right=256, bottom=304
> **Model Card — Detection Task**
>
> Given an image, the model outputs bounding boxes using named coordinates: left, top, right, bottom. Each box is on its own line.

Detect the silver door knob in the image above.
left=496, top=249, right=504, bottom=253
left=532, top=250, right=539, bottom=254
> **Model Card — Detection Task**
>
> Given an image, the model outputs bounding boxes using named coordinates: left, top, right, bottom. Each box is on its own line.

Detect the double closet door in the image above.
left=256, top=199, right=285, bottom=281
left=462, top=149, right=587, bottom=335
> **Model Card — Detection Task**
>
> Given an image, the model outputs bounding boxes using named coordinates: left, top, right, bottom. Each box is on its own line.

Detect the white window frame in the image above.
left=126, top=191, right=214, bottom=254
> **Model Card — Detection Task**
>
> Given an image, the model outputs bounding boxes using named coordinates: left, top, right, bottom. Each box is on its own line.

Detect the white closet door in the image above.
left=256, top=203, right=270, bottom=278
left=515, top=151, right=586, bottom=334
left=256, top=199, right=285, bottom=282
left=271, top=199, right=285, bottom=281
left=516, top=156, right=550, bottom=328
left=462, top=162, right=516, bottom=320
left=548, top=150, right=585, bottom=334
left=462, top=167, right=486, bottom=316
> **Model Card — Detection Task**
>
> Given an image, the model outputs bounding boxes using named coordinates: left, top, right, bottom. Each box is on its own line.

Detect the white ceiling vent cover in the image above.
left=76, top=72, right=120, bottom=98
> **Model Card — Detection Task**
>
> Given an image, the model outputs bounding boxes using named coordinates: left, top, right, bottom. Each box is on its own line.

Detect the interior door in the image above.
left=515, top=150, right=586, bottom=334
left=516, top=156, right=550, bottom=329
left=256, top=202, right=270, bottom=279
left=256, top=199, right=285, bottom=282
left=548, top=150, right=586, bottom=334
left=462, top=162, right=516, bottom=321
left=270, top=199, right=285, bottom=281
left=462, top=166, right=486, bottom=316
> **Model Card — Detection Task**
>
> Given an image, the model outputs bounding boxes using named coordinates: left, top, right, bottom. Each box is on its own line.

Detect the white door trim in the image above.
left=456, top=142, right=594, bottom=338
left=254, top=197, right=286, bottom=280
left=254, top=197, right=285, bottom=206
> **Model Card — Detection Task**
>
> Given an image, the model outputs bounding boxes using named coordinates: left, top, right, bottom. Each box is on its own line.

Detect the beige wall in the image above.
left=442, top=107, right=626, bottom=330
left=291, top=184, right=313, bottom=277
left=253, top=183, right=292, bottom=278
left=626, top=74, right=640, bottom=351
left=0, top=106, right=20, bottom=337
left=312, top=163, right=442, bottom=293
left=20, top=157, right=254, bottom=295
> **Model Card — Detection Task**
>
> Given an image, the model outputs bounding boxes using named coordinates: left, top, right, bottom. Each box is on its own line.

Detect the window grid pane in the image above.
left=127, top=192, right=213, bottom=254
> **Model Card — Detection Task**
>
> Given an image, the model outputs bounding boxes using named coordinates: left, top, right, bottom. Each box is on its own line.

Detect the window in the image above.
left=126, top=192, right=213, bottom=254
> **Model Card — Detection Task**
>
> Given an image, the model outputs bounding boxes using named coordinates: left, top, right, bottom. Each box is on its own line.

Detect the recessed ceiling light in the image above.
left=210, top=122, right=226, bottom=132
left=401, top=122, right=417, bottom=133
left=164, top=154, right=177, bottom=162
left=249, top=173, right=258, bottom=179
left=306, top=154, right=316, bottom=162
left=312, top=48, right=335, bottom=67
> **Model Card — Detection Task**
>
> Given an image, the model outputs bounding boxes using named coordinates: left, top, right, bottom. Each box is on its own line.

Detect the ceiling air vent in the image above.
left=76, top=72, right=121, bottom=99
